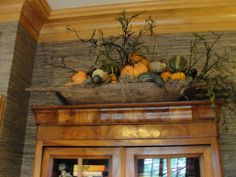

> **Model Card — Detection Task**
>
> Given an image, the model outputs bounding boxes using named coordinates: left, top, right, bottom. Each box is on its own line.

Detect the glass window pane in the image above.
left=52, top=159, right=77, bottom=177
left=82, top=159, right=109, bottom=177
left=137, top=158, right=167, bottom=177
left=170, top=157, right=200, bottom=177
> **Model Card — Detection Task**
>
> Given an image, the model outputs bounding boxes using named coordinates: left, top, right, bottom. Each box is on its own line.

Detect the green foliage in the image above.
left=187, top=32, right=236, bottom=125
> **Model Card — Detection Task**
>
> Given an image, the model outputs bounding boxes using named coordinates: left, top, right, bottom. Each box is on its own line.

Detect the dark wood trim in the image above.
left=0, top=96, right=5, bottom=130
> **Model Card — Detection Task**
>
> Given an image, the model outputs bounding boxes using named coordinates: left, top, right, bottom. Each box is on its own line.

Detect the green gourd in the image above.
left=139, top=72, right=164, bottom=87
left=186, top=68, right=198, bottom=78
left=92, top=75, right=103, bottom=84
left=169, top=55, right=187, bottom=72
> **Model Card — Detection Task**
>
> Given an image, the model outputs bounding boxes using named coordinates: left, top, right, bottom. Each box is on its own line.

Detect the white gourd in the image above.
left=150, top=61, right=167, bottom=73
left=92, top=69, right=109, bottom=82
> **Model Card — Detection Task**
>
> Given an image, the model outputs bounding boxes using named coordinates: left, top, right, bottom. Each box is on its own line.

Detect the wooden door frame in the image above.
left=126, top=145, right=218, bottom=177
left=33, top=137, right=222, bottom=177
left=41, top=147, right=122, bottom=177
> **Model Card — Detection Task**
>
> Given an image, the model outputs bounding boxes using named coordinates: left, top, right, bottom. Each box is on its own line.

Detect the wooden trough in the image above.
left=26, top=82, right=188, bottom=105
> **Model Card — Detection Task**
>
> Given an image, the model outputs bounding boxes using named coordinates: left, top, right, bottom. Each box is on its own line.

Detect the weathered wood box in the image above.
left=27, top=82, right=187, bottom=105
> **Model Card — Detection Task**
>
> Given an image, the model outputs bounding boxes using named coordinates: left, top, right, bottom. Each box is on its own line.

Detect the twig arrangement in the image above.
left=66, top=10, right=158, bottom=74
left=185, top=32, right=236, bottom=128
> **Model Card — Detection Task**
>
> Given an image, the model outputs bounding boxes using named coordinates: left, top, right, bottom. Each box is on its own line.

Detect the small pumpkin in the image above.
left=71, top=71, right=88, bottom=84
left=121, top=62, right=149, bottom=78
left=110, top=74, right=118, bottom=83
left=92, top=69, right=109, bottom=82
left=170, top=72, right=186, bottom=80
left=150, top=61, right=167, bottom=73
left=160, top=71, right=172, bottom=80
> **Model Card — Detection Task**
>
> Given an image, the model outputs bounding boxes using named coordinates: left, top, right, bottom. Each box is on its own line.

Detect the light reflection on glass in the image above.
left=137, top=157, right=200, bottom=177
left=137, top=158, right=167, bottom=177
left=171, top=157, right=200, bottom=177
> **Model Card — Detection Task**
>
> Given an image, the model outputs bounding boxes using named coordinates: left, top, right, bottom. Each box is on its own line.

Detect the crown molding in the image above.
left=38, top=2, right=236, bottom=43
left=19, top=0, right=50, bottom=41
left=0, top=3, right=23, bottom=22
left=1, top=0, right=236, bottom=43
left=47, top=0, right=236, bottom=21
left=0, top=0, right=50, bottom=41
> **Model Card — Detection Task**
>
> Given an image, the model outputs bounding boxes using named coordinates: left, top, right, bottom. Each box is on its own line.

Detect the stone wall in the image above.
left=21, top=32, right=236, bottom=177
left=0, top=22, right=36, bottom=177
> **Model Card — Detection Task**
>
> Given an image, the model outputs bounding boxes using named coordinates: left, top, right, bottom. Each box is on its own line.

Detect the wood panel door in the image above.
left=41, top=147, right=123, bottom=177
left=126, top=146, right=219, bottom=177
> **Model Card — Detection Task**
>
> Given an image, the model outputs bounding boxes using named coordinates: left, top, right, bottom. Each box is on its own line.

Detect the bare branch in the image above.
left=41, top=43, right=76, bottom=73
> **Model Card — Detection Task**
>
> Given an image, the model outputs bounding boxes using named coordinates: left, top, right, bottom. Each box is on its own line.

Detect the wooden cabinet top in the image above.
left=33, top=101, right=220, bottom=126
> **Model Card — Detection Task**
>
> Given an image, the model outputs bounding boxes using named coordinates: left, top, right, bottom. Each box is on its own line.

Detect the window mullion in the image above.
left=167, top=158, right=171, bottom=177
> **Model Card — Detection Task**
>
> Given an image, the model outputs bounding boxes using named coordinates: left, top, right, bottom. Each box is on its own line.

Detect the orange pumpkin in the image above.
left=129, top=53, right=145, bottom=63
left=129, top=53, right=150, bottom=66
left=121, top=62, right=149, bottom=78
left=139, top=58, right=150, bottom=67
left=170, top=72, right=186, bottom=80
left=71, top=71, right=88, bottom=84
left=160, top=71, right=172, bottom=80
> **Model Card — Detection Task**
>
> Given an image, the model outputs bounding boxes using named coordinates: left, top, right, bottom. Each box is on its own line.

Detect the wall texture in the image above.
left=0, top=22, right=36, bottom=177
left=21, top=32, right=236, bottom=177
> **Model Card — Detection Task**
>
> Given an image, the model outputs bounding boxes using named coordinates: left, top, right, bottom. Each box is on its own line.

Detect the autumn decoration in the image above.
left=29, top=9, right=236, bottom=122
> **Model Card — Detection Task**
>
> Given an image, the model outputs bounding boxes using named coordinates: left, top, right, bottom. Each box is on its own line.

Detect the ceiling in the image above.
left=46, top=0, right=146, bottom=9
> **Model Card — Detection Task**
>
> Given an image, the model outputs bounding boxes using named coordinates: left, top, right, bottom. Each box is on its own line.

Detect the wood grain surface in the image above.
left=37, top=122, right=217, bottom=140
left=32, top=101, right=222, bottom=177
left=33, top=101, right=218, bottom=125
